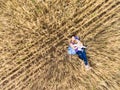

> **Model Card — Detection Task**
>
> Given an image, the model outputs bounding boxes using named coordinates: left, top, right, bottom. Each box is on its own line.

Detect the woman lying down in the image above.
left=68, top=35, right=92, bottom=70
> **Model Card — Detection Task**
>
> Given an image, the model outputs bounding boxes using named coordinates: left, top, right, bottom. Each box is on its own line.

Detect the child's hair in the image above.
left=74, top=36, right=80, bottom=40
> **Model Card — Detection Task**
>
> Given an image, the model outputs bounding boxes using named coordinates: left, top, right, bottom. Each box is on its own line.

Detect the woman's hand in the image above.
left=73, top=46, right=78, bottom=49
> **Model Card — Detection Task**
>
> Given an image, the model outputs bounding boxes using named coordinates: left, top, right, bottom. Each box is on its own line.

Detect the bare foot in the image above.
left=85, top=65, right=92, bottom=71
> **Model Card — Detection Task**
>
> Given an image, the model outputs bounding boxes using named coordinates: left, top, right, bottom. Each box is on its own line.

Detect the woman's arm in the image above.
left=69, top=43, right=78, bottom=49
left=69, top=39, right=77, bottom=49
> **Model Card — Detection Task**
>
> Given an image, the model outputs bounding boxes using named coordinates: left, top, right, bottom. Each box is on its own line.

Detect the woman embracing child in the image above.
left=68, top=35, right=91, bottom=70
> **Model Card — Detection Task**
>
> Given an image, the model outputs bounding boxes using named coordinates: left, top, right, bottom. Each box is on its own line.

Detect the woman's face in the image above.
left=71, top=36, right=75, bottom=41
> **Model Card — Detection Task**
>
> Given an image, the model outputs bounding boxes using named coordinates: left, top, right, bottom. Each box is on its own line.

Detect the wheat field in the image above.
left=0, top=0, right=120, bottom=90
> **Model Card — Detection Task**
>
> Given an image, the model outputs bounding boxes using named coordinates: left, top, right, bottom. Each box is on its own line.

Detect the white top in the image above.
left=73, top=44, right=83, bottom=51
left=73, top=40, right=86, bottom=51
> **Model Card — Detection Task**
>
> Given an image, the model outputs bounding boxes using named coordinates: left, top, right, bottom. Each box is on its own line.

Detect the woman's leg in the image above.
left=81, top=49, right=88, bottom=65
left=76, top=50, right=88, bottom=65
left=76, top=51, right=84, bottom=60
left=76, top=49, right=91, bottom=70
left=77, top=49, right=91, bottom=70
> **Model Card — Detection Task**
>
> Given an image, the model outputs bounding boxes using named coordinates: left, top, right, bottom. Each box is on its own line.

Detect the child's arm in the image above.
left=76, top=40, right=87, bottom=48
